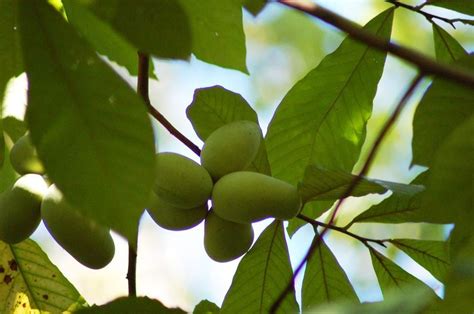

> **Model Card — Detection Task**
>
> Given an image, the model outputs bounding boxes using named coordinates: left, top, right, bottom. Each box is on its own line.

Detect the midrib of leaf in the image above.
left=308, top=12, right=391, bottom=161
left=391, top=241, right=449, bottom=266
left=259, top=223, right=279, bottom=314
left=372, top=250, right=400, bottom=287
left=433, top=25, right=456, bottom=62
left=318, top=242, right=330, bottom=301
left=30, top=3, right=111, bottom=179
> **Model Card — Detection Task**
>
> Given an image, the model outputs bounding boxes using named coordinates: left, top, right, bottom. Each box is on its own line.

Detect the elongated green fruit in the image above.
left=154, top=152, right=213, bottom=208
left=212, top=171, right=301, bottom=223
left=201, top=121, right=262, bottom=180
left=147, top=192, right=208, bottom=231
left=10, top=133, right=45, bottom=175
left=41, top=185, right=115, bottom=269
left=0, top=174, right=48, bottom=243
left=204, top=211, right=254, bottom=262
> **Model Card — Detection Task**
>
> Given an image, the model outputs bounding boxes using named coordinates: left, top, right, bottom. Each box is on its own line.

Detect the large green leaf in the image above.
left=302, top=234, right=358, bottom=310
left=19, top=1, right=156, bottom=240
left=77, top=0, right=191, bottom=60
left=426, top=0, right=474, bottom=16
left=178, top=0, right=247, bottom=73
left=193, top=299, right=220, bottom=314
left=78, top=296, right=185, bottom=313
left=63, top=0, right=157, bottom=79
left=221, top=221, right=298, bottom=313
left=370, top=249, right=437, bottom=299
left=265, top=8, right=393, bottom=185
left=0, top=239, right=86, bottom=313
left=432, top=24, right=467, bottom=64
left=422, top=116, right=473, bottom=229
left=186, top=86, right=270, bottom=174
left=390, top=239, right=450, bottom=282
left=412, top=54, right=472, bottom=167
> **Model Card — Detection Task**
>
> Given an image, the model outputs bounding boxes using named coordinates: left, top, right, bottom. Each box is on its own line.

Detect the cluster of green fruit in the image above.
left=148, top=121, right=301, bottom=262
left=0, top=134, right=115, bottom=269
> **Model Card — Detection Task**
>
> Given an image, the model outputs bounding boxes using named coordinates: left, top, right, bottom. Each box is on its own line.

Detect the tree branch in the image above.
left=297, top=214, right=387, bottom=247
left=137, top=55, right=201, bottom=156
left=270, top=74, right=424, bottom=313
left=277, top=0, right=474, bottom=88
left=386, top=0, right=474, bottom=28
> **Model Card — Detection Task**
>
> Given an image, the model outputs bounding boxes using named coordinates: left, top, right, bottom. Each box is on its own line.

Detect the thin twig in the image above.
left=297, top=214, right=387, bottom=247
left=270, top=74, right=424, bottom=313
left=386, top=0, right=474, bottom=28
left=137, top=55, right=201, bottom=156
left=276, top=0, right=474, bottom=88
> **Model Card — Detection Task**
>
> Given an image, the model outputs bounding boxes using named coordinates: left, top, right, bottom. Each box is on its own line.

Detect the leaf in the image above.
left=193, top=299, right=220, bottom=314
left=426, top=0, right=474, bottom=16
left=412, top=54, right=472, bottom=167
left=432, top=23, right=467, bottom=64
left=369, top=249, right=437, bottom=299
left=302, top=234, right=359, bottom=310
left=265, top=9, right=393, bottom=185
left=0, top=239, right=86, bottom=313
left=63, top=0, right=157, bottom=79
left=77, top=0, right=192, bottom=60
left=243, top=0, right=267, bottom=16
left=186, top=86, right=271, bottom=175
left=286, top=201, right=333, bottom=237
left=0, top=141, right=19, bottom=194
left=178, top=0, right=247, bottom=73
left=390, top=239, right=450, bottom=282
left=19, top=1, right=156, bottom=240
left=308, top=284, right=435, bottom=314
left=422, top=116, right=474, bottom=230
left=78, top=296, right=185, bottom=313
left=221, top=221, right=299, bottom=313
left=298, top=165, right=386, bottom=203
left=2, top=116, right=26, bottom=143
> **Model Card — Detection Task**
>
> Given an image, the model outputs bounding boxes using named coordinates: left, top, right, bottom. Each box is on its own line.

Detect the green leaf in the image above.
left=186, top=86, right=270, bottom=175
left=221, top=221, right=299, bottom=313
left=2, top=116, right=26, bottom=143
left=390, top=239, right=450, bottom=282
left=286, top=201, right=333, bottom=237
left=422, top=116, right=473, bottom=229
left=0, top=140, right=19, bottom=193
left=77, top=0, right=192, bottom=60
left=302, top=234, right=359, bottom=310
left=0, top=239, right=86, bottom=313
left=63, top=0, right=157, bottom=79
left=193, top=299, right=220, bottom=314
left=298, top=165, right=386, bottom=203
left=370, top=249, right=437, bottom=299
left=412, top=54, right=472, bottom=167
left=432, top=23, right=467, bottom=64
left=349, top=183, right=427, bottom=224
left=178, top=0, right=247, bottom=73
left=78, top=296, right=185, bottom=313
left=243, top=0, right=267, bottom=16
left=426, top=0, right=474, bottom=16
left=19, top=1, right=156, bottom=240
left=265, top=8, right=393, bottom=185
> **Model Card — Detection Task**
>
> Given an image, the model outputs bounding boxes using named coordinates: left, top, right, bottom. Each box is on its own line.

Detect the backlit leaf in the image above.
left=432, top=23, right=467, bottom=64
left=265, top=9, right=393, bottom=185
left=426, top=0, right=474, bottom=16
left=78, top=296, right=185, bottom=313
left=19, top=1, right=156, bottom=240
left=221, top=221, right=298, bottom=313
left=193, top=299, right=220, bottom=314
left=302, top=234, right=358, bottom=310
left=0, top=239, right=86, bottom=313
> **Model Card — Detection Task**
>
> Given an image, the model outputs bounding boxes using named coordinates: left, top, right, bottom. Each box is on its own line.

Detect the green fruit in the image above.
left=10, top=133, right=45, bottom=175
left=41, top=185, right=115, bottom=269
left=0, top=174, right=48, bottom=243
left=201, top=121, right=262, bottom=180
left=212, top=171, right=301, bottom=223
left=154, top=152, right=213, bottom=208
left=147, top=192, right=208, bottom=231
left=204, top=211, right=254, bottom=262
